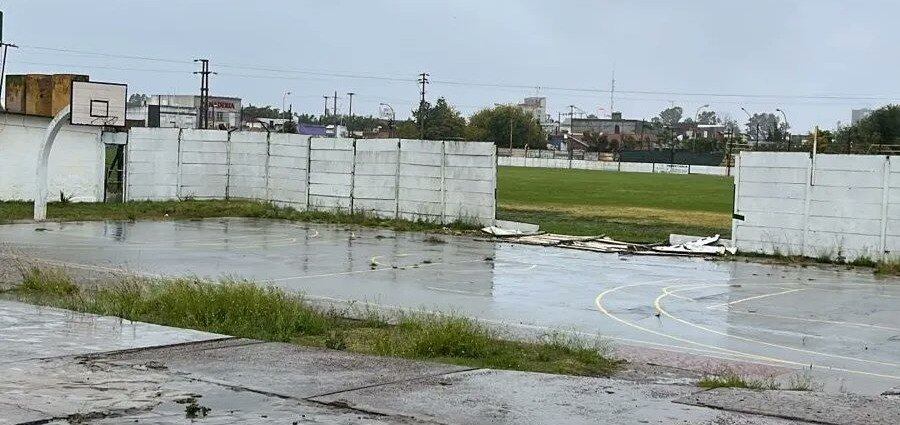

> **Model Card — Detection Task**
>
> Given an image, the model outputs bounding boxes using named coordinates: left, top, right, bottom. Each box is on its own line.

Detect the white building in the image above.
left=126, top=104, right=197, bottom=129
left=517, top=96, right=556, bottom=133
left=852, top=108, right=873, bottom=125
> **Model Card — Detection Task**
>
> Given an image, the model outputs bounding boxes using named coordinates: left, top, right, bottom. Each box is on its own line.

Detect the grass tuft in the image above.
left=698, top=373, right=777, bottom=390
left=13, top=267, right=79, bottom=296
left=698, top=370, right=818, bottom=391
left=875, top=257, right=900, bottom=276
left=6, top=269, right=619, bottom=378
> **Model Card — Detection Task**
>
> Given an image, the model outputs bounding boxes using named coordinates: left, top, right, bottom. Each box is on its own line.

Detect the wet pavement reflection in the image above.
left=1, top=218, right=898, bottom=394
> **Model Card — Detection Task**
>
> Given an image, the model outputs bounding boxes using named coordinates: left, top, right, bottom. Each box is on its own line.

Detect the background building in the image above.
left=125, top=94, right=242, bottom=129
left=852, top=108, right=873, bottom=125
left=569, top=112, right=653, bottom=140
left=517, top=97, right=556, bottom=133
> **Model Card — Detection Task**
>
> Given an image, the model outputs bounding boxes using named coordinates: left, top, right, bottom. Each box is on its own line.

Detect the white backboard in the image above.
left=70, top=81, right=127, bottom=127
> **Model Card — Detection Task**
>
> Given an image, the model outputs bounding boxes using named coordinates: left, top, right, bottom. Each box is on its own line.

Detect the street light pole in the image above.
left=379, top=102, right=395, bottom=138
left=282, top=91, right=291, bottom=119
left=776, top=108, right=789, bottom=149
left=740, top=107, right=758, bottom=149
left=694, top=104, right=710, bottom=140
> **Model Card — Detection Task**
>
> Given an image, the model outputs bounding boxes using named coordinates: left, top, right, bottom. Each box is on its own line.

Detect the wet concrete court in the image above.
left=1, top=218, right=898, bottom=395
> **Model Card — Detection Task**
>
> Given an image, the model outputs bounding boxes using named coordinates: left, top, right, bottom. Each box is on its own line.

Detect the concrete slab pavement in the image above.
left=2, top=300, right=899, bottom=424
left=2, top=218, right=898, bottom=394
left=0, top=299, right=223, bottom=364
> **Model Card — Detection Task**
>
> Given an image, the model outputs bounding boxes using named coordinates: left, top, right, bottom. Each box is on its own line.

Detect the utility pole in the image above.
left=346, top=92, right=354, bottom=117
left=323, top=95, right=330, bottom=117
left=418, top=72, right=429, bottom=138
left=0, top=11, right=18, bottom=111
left=193, top=59, right=214, bottom=129
left=332, top=90, right=339, bottom=121
left=346, top=92, right=354, bottom=132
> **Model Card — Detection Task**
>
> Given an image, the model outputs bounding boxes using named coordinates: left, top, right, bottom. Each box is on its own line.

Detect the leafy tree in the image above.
left=466, top=104, right=544, bottom=148
left=241, top=104, right=290, bottom=120
left=127, top=93, right=149, bottom=107
left=652, top=106, right=684, bottom=127
left=697, top=111, right=720, bottom=125
left=282, top=120, right=297, bottom=133
left=413, top=98, right=466, bottom=140
left=745, top=113, right=788, bottom=144
left=395, top=120, right=420, bottom=138
left=834, top=105, right=900, bottom=153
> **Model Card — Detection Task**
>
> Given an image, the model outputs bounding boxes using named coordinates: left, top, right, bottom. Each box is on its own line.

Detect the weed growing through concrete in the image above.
left=423, top=235, right=446, bottom=244
left=698, top=370, right=818, bottom=391
left=4, top=268, right=619, bottom=378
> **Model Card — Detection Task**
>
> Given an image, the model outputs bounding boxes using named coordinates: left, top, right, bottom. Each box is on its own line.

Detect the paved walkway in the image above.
left=2, top=299, right=899, bottom=424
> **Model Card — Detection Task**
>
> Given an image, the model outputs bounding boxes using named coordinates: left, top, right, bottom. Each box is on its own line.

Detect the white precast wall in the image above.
left=126, top=128, right=180, bottom=200
left=228, top=131, right=268, bottom=200
left=308, top=138, right=354, bottom=210
left=0, top=113, right=104, bottom=202
left=354, top=139, right=400, bottom=217
left=733, top=152, right=900, bottom=261
left=125, top=131, right=496, bottom=225
left=444, top=141, right=495, bottom=223
left=178, top=130, right=228, bottom=199
left=267, top=133, right=308, bottom=209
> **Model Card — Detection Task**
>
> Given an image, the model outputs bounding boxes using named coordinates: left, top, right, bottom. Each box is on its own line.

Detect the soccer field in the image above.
left=496, top=167, right=734, bottom=243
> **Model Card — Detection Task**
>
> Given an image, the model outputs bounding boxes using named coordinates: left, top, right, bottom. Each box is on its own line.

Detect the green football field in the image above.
left=496, top=166, right=734, bottom=243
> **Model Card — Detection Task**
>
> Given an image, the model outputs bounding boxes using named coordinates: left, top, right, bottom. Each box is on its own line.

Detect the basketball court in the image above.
left=1, top=217, right=898, bottom=396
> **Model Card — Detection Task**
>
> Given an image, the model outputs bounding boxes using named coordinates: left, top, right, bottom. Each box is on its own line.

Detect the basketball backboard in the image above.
left=70, top=81, right=127, bottom=127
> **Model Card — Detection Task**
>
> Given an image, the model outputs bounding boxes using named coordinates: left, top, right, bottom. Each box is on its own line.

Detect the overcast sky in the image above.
left=4, top=0, right=898, bottom=131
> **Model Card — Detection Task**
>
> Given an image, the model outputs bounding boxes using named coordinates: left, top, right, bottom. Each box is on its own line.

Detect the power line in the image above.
left=15, top=44, right=897, bottom=102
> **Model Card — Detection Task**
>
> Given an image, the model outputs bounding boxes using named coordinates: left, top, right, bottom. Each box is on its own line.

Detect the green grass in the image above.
left=497, top=166, right=733, bottom=243
left=4, top=268, right=619, bottom=377
left=0, top=200, right=477, bottom=233
left=698, top=371, right=819, bottom=391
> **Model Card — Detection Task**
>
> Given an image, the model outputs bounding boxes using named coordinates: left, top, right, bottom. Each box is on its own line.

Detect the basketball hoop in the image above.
left=34, top=81, right=128, bottom=221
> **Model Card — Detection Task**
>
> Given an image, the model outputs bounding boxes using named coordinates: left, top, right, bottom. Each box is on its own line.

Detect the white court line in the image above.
left=657, top=285, right=900, bottom=368
left=595, top=282, right=900, bottom=381
left=705, top=288, right=805, bottom=309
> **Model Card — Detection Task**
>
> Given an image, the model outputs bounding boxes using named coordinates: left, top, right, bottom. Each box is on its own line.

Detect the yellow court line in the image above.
left=705, top=288, right=805, bottom=309
left=656, top=285, right=900, bottom=368
left=595, top=283, right=900, bottom=381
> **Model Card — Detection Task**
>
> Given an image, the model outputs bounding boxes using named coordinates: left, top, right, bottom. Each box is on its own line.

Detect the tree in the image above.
left=241, top=104, right=290, bottom=120
left=465, top=104, right=544, bottom=148
left=395, top=120, right=420, bottom=139
left=282, top=120, right=297, bottom=133
left=746, top=113, right=788, bottom=144
left=835, top=105, right=900, bottom=153
left=413, top=98, right=466, bottom=140
left=697, top=111, right=720, bottom=125
left=127, top=93, right=149, bottom=107
left=652, top=106, right=683, bottom=127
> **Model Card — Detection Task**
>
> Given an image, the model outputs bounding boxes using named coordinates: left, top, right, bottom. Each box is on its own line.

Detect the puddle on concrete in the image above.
left=1, top=218, right=898, bottom=394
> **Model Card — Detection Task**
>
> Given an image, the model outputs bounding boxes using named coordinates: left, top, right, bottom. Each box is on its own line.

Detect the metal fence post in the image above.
left=880, top=156, right=891, bottom=258
left=395, top=139, right=401, bottom=219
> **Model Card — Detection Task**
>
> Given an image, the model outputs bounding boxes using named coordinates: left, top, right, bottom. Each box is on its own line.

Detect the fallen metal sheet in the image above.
left=486, top=231, right=729, bottom=257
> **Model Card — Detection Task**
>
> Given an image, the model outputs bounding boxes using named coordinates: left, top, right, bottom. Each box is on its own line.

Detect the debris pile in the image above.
left=481, top=226, right=734, bottom=257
